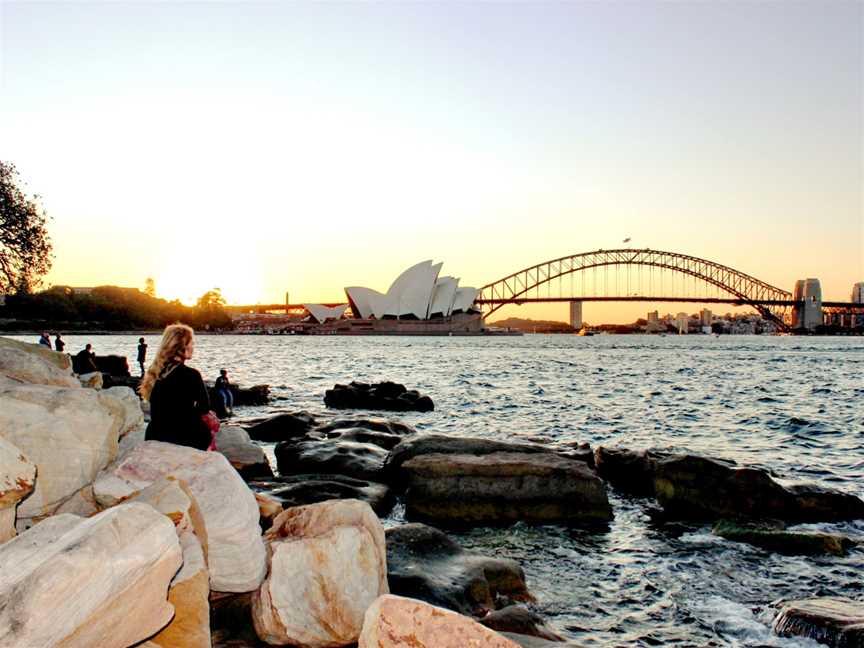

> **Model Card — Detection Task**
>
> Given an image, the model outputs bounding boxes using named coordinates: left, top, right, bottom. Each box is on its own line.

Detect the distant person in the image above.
left=215, top=368, right=234, bottom=416
left=74, top=343, right=98, bottom=373
left=137, top=337, right=147, bottom=376
left=37, top=332, right=51, bottom=348
left=54, top=334, right=65, bottom=353
left=139, top=324, right=214, bottom=451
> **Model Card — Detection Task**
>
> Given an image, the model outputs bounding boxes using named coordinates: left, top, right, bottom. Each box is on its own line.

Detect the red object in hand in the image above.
left=201, top=411, right=220, bottom=451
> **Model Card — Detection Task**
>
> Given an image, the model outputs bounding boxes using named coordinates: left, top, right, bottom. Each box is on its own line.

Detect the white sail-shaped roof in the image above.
left=304, top=303, right=348, bottom=323
left=382, top=261, right=442, bottom=319
left=429, top=276, right=459, bottom=317
left=451, top=287, right=479, bottom=313
left=345, top=287, right=383, bottom=319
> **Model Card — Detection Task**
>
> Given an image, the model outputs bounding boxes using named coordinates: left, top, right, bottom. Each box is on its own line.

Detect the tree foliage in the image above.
left=143, top=277, right=156, bottom=298
left=0, top=161, right=53, bottom=294
left=1, top=286, right=234, bottom=331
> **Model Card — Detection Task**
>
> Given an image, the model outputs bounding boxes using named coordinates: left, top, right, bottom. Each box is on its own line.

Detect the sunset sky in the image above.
left=1, top=1, right=861, bottom=323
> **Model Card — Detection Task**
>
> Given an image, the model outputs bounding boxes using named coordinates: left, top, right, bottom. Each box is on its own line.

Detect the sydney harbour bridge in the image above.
left=228, top=248, right=863, bottom=332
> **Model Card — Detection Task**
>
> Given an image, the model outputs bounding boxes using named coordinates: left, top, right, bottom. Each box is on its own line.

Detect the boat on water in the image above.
left=577, top=328, right=594, bottom=336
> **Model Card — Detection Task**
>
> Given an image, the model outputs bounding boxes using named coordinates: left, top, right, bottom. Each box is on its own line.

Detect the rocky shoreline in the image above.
left=1, top=335, right=863, bottom=648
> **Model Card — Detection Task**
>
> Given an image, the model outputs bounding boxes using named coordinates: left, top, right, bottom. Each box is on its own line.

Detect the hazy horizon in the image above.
left=1, top=1, right=861, bottom=323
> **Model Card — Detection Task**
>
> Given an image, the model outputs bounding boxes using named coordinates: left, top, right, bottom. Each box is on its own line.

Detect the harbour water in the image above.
left=19, top=334, right=864, bottom=647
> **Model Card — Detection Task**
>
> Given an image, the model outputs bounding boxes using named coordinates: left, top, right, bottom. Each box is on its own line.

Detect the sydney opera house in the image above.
left=305, top=261, right=484, bottom=334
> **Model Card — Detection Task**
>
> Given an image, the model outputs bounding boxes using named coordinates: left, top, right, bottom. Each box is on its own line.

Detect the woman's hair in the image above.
left=139, top=323, right=194, bottom=401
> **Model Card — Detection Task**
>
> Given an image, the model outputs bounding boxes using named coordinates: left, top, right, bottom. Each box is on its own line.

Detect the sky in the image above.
left=1, top=0, right=861, bottom=323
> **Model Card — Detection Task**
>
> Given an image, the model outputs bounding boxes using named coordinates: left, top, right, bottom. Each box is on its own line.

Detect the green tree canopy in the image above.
left=0, top=161, right=53, bottom=294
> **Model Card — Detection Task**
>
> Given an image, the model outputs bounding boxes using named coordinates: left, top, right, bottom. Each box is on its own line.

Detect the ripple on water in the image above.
left=13, top=333, right=864, bottom=647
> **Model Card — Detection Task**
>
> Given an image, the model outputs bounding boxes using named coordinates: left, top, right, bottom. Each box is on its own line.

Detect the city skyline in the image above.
left=1, top=1, right=861, bottom=323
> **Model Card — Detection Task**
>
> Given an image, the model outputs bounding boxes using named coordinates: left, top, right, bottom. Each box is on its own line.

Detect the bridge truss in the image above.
left=477, top=249, right=793, bottom=326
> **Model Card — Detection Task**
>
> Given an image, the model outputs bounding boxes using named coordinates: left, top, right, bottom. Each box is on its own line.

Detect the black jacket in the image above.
left=145, top=363, right=211, bottom=450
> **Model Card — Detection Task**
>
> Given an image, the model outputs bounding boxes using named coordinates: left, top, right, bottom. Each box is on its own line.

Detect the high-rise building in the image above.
left=699, top=309, right=712, bottom=327
left=569, top=301, right=583, bottom=330
left=791, top=278, right=822, bottom=330
left=676, top=312, right=689, bottom=334
left=853, top=282, right=864, bottom=303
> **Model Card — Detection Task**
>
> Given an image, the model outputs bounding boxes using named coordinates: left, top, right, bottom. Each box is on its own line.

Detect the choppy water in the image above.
left=19, top=333, right=864, bottom=647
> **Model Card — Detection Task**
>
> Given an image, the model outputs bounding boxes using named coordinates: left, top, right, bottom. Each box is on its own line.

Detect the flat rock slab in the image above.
left=317, top=417, right=416, bottom=437
left=251, top=474, right=393, bottom=515
left=245, top=411, right=318, bottom=443
left=94, top=441, right=266, bottom=593
left=359, top=595, right=520, bottom=648
left=712, top=519, right=855, bottom=556
left=0, top=504, right=182, bottom=648
left=403, top=451, right=612, bottom=527
left=386, top=523, right=531, bottom=616
left=773, top=597, right=864, bottom=647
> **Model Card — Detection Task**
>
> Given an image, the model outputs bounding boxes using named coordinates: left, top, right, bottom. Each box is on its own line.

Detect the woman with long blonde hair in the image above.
left=140, top=323, right=212, bottom=450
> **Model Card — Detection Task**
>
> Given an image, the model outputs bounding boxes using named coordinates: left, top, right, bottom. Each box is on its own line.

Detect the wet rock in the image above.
left=210, top=592, right=266, bottom=647
left=316, top=417, right=416, bottom=437
left=94, top=441, right=266, bottom=593
left=252, top=500, right=389, bottom=647
left=772, top=597, right=864, bottom=647
left=0, top=504, right=182, bottom=648
left=479, top=606, right=565, bottom=642
left=232, top=384, right=270, bottom=406
left=245, top=411, right=317, bottom=443
left=653, top=454, right=864, bottom=523
left=250, top=474, right=393, bottom=515
left=555, top=440, right=595, bottom=467
left=100, top=374, right=140, bottom=390
left=403, top=452, right=613, bottom=527
left=594, top=446, right=669, bottom=496
left=385, top=434, right=556, bottom=485
left=0, top=436, right=36, bottom=543
left=386, top=523, right=532, bottom=616
left=325, top=381, right=434, bottom=412
left=0, top=337, right=79, bottom=388
left=712, top=519, right=855, bottom=556
left=359, top=595, right=520, bottom=648
left=216, top=425, right=273, bottom=480
left=93, top=354, right=130, bottom=377
left=500, top=632, right=569, bottom=648
left=321, top=426, right=407, bottom=450
left=275, top=436, right=389, bottom=482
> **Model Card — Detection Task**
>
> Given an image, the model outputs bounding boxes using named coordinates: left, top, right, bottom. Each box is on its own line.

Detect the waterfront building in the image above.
left=791, top=278, right=822, bottom=330
left=569, top=301, right=583, bottom=330
left=700, top=309, right=712, bottom=327
left=853, top=282, right=864, bottom=303
left=676, top=312, right=689, bottom=334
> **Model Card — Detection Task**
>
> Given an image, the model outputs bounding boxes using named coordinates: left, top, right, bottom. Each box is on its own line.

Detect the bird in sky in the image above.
left=623, top=237, right=631, bottom=244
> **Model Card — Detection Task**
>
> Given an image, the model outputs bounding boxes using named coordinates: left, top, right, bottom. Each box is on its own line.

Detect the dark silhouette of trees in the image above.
left=0, top=161, right=53, bottom=294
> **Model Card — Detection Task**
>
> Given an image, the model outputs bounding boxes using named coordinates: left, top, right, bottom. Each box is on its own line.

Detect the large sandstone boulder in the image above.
left=772, top=597, right=864, bottom=647
left=386, top=523, right=531, bottom=616
left=78, top=371, right=103, bottom=389
left=93, top=441, right=266, bottom=593
left=358, top=595, right=520, bottom=648
left=102, top=385, right=145, bottom=436
left=0, top=436, right=36, bottom=543
left=0, top=337, right=78, bottom=387
left=653, top=454, right=864, bottom=522
left=252, top=499, right=389, bottom=647
left=216, top=425, right=273, bottom=479
left=251, top=474, right=393, bottom=515
left=0, top=382, right=127, bottom=519
left=403, top=452, right=613, bottom=526
left=0, top=504, right=182, bottom=648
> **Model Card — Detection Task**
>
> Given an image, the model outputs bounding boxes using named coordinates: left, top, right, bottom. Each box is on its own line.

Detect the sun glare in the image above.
left=155, top=246, right=265, bottom=306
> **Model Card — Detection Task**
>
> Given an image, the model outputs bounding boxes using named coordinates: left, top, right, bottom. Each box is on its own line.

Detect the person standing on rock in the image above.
left=54, top=333, right=65, bottom=353
left=137, top=337, right=147, bottom=376
left=139, top=323, right=215, bottom=451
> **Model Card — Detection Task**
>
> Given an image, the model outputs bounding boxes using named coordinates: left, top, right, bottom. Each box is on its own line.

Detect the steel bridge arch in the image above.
left=478, top=249, right=792, bottom=324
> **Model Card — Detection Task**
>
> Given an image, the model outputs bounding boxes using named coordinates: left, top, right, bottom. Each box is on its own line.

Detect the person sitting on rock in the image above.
left=139, top=323, right=213, bottom=451
left=37, top=332, right=51, bottom=348
left=74, top=343, right=98, bottom=373
left=215, top=368, right=234, bottom=416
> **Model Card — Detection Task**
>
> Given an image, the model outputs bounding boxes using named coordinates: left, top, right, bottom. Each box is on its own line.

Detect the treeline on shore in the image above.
left=0, top=286, right=233, bottom=331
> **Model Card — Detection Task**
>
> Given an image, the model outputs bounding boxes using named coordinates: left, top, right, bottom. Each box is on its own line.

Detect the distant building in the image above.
left=792, top=278, right=822, bottom=330
left=569, top=301, right=583, bottom=330
left=853, top=282, right=864, bottom=303
left=700, top=308, right=712, bottom=327
left=676, top=312, right=689, bottom=334
left=646, top=310, right=663, bottom=333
